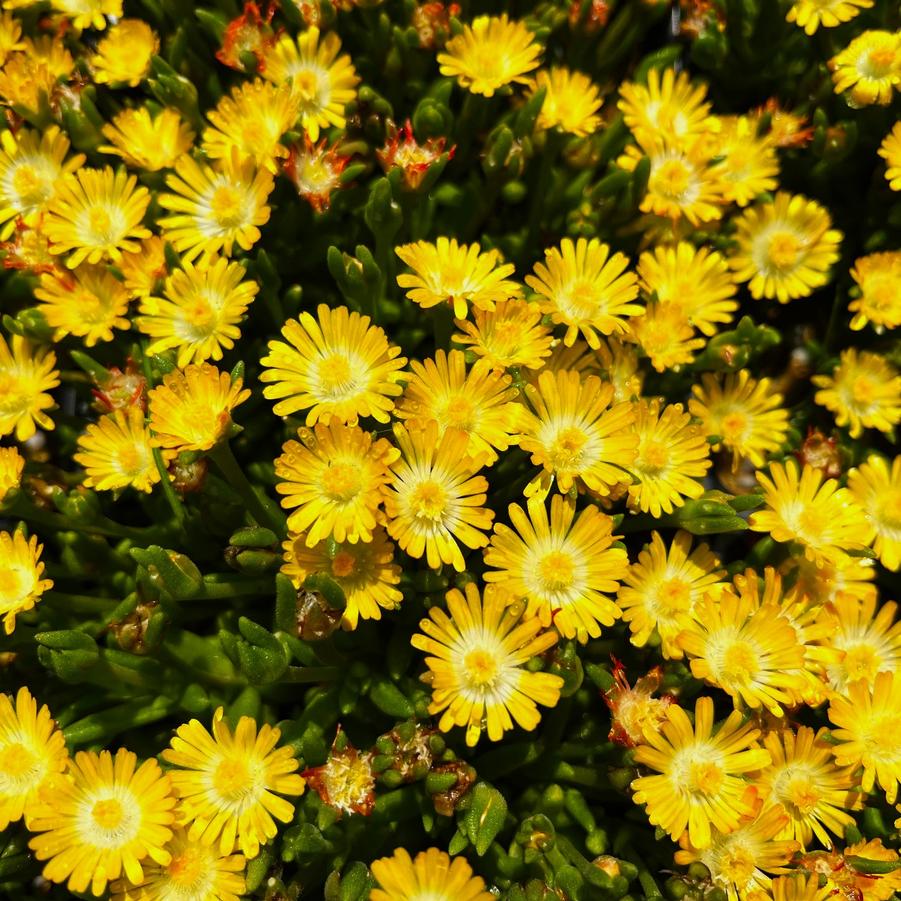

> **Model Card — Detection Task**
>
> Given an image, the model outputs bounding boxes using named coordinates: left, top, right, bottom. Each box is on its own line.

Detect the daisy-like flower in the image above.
left=0, top=687, right=68, bottom=831
left=74, top=407, right=165, bottom=494
left=274, top=421, right=398, bottom=544
left=91, top=19, right=158, bottom=86
left=484, top=494, right=626, bottom=642
left=148, top=363, right=250, bottom=453
left=628, top=399, right=711, bottom=518
left=783, top=552, right=877, bottom=610
left=137, top=256, right=259, bottom=367
left=604, top=663, right=674, bottom=747
left=787, top=0, right=872, bottom=34
left=260, top=304, right=407, bottom=425
left=628, top=301, right=705, bottom=372
left=411, top=583, right=563, bottom=746
left=371, top=847, right=494, bottom=901
left=52, top=0, right=122, bottom=31
left=712, top=115, right=780, bottom=206
left=0, top=126, right=84, bottom=239
left=158, top=150, right=274, bottom=263
left=0, top=445, right=24, bottom=503
left=616, top=530, right=726, bottom=658
left=526, top=237, right=641, bottom=347
left=677, top=590, right=806, bottom=716
left=0, top=51, right=65, bottom=116
left=518, top=369, right=637, bottom=498
left=281, top=526, right=402, bottom=629
left=849, top=251, right=901, bottom=331
left=848, top=455, right=901, bottom=572
left=396, top=350, right=522, bottom=464
left=28, top=748, right=175, bottom=897
left=829, top=670, right=901, bottom=804
left=830, top=30, right=901, bottom=107
left=99, top=107, right=195, bottom=172
left=631, top=695, right=772, bottom=849
left=44, top=167, right=151, bottom=268
left=637, top=242, right=738, bottom=337
left=750, top=459, right=874, bottom=565
left=453, top=299, right=553, bottom=372
left=261, top=27, right=359, bottom=141
left=162, top=707, right=305, bottom=859
left=729, top=192, right=842, bottom=303
left=202, top=80, right=299, bottom=173
left=34, top=265, right=131, bottom=347
left=396, top=237, right=522, bottom=320
left=303, top=730, right=376, bottom=818
left=530, top=67, right=602, bottom=136
left=880, top=122, right=901, bottom=191
left=283, top=135, right=350, bottom=213
left=437, top=14, right=542, bottom=97
left=813, top=349, right=901, bottom=438
left=119, top=236, right=168, bottom=299
left=0, top=335, right=59, bottom=441
left=109, top=828, right=246, bottom=901
left=384, top=421, right=493, bottom=571
left=689, top=370, right=790, bottom=469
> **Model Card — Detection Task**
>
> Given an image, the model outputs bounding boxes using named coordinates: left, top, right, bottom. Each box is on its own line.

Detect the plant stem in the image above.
left=43, top=592, right=118, bottom=614
left=152, top=446, right=187, bottom=527
left=9, top=496, right=166, bottom=543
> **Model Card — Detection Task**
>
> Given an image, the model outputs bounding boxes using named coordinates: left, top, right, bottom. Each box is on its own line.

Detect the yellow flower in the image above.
left=148, top=363, right=250, bottom=453
left=437, top=14, right=542, bottom=97
left=162, top=707, right=305, bottom=858
left=453, top=299, right=553, bottom=372
left=628, top=302, right=705, bottom=372
left=44, top=167, right=151, bottom=268
left=0, top=125, right=84, bottom=239
left=848, top=455, right=901, bottom=572
left=729, top=192, right=842, bottom=302
left=759, top=874, right=835, bottom=901
left=782, top=551, right=877, bottom=610
left=274, top=421, right=398, bottom=544
left=28, top=748, right=175, bottom=896
left=787, top=0, right=872, bottom=33
left=202, top=80, right=298, bottom=173
left=396, top=237, right=522, bottom=320
left=0, top=11, right=22, bottom=66
left=158, top=150, right=274, bottom=263
left=34, top=265, right=131, bottom=347
left=712, top=115, right=780, bottom=206
left=517, top=369, right=637, bottom=498
left=812, top=348, right=901, bottom=438
left=0, top=687, right=68, bottom=831
left=0, top=445, right=24, bottom=503
left=483, top=494, right=626, bottom=642
left=0, top=49, right=67, bottom=115
left=616, top=530, right=726, bottom=658
left=750, top=459, right=874, bottom=565
left=831, top=30, right=901, bottom=107
left=689, top=370, right=790, bottom=469
left=849, top=251, right=901, bottom=331
left=281, top=527, right=402, bottom=629
left=74, top=407, right=166, bottom=494
left=119, top=236, right=168, bottom=299
left=880, top=122, right=901, bottom=190
left=604, top=664, right=674, bottom=748
left=283, top=135, right=349, bottom=212
left=597, top=337, right=644, bottom=403
left=91, top=19, right=158, bottom=86
left=109, top=827, right=246, bottom=901
left=631, top=696, right=771, bottom=849
left=262, top=26, right=359, bottom=142
left=396, top=350, right=522, bottom=465
left=261, top=304, right=406, bottom=425
left=526, top=237, right=641, bottom=347
left=371, top=847, right=494, bottom=901
left=628, top=399, right=711, bottom=518
left=530, top=66, right=602, bottom=136
left=100, top=107, right=195, bottom=172
left=52, top=0, right=122, bottom=30
left=829, top=670, right=901, bottom=804
left=137, top=256, right=259, bottom=367
left=411, top=583, right=563, bottom=746
left=0, top=335, right=59, bottom=441
left=0, top=529, right=53, bottom=634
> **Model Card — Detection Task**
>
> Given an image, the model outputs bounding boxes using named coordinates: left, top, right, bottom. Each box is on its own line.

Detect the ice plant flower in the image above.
left=260, top=304, right=407, bottom=425
left=90, top=19, right=158, bottom=86
left=830, top=30, right=901, bottom=107
left=813, top=348, right=901, bottom=438
left=283, top=136, right=350, bottom=212
left=752, top=98, right=815, bottom=149
left=377, top=119, right=452, bottom=190
left=483, top=494, right=626, bottom=642
left=603, top=662, right=673, bottom=747
left=437, top=14, right=542, bottom=97
left=99, top=107, right=195, bottom=172
left=411, top=583, right=563, bottom=746
left=787, top=0, right=872, bottom=34
left=303, top=729, right=376, bottom=817
left=384, top=421, right=494, bottom=571
left=0, top=687, right=68, bottom=831
left=119, top=237, right=168, bottom=298
left=712, top=115, right=780, bottom=206
left=371, top=847, right=494, bottom=901
left=396, top=237, right=522, bottom=320
left=148, top=363, right=251, bottom=453
left=216, top=0, right=276, bottom=72
left=629, top=301, right=706, bottom=372
left=162, top=707, right=306, bottom=859
left=0, top=445, right=24, bottom=503
left=530, top=66, right=603, bottom=136
left=0, top=335, right=59, bottom=441
left=729, top=192, right=842, bottom=302
left=847, top=455, right=901, bottom=572
left=630, top=695, right=772, bottom=849
left=452, top=299, right=553, bottom=371
left=52, top=0, right=122, bottom=31
left=880, top=122, right=901, bottom=190
left=274, top=421, right=398, bottom=544
left=27, top=748, right=175, bottom=896
left=848, top=251, right=901, bottom=331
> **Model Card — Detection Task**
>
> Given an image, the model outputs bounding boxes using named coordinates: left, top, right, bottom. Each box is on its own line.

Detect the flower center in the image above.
left=867, top=47, right=896, bottom=77
left=766, top=232, right=801, bottom=270
left=538, top=550, right=575, bottom=591
left=550, top=426, right=588, bottom=470
left=292, top=69, right=320, bottom=102
left=213, top=757, right=253, bottom=800
left=640, top=440, right=669, bottom=473
left=655, top=579, right=691, bottom=616
left=0, top=566, right=29, bottom=606
left=410, top=481, right=447, bottom=520
left=86, top=206, right=120, bottom=245
left=654, top=159, right=692, bottom=198
left=116, top=444, right=147, bottom=476
left=442, top=395, right=475, bottom=431
left=720, top=411, right=748, bottom=443
left=166, top=846, right=212, bottom=890
left=719, top=848, right=757, bottom=887
left=688, top=760, right=724, bottom=796
left=720, top=641, right=760, bottom=687
left=331, top=551, right=357, bottom=578
left=863, top=714, right=901, bottom=758
left=850, top=375, right=876, bottom=406
left=12, top=163, right=50, bottom=206
left=786, top=776, right=821, bottom=814
left=183, top=298, right=218, bottom=335
left=464, top=648, right=499, bottom=687
left=877, top=491, right=901, bottom=530
left=320, top=463, right=362, bottom=502
left=209, top=185, right=246, bottom=228
left=842, top=645, right=882, bottom=683
left=92, top=798, right=124, bottom=830
left=317, top=353, right=359, bottom=398
left=0, top=742, right=37, bottom=780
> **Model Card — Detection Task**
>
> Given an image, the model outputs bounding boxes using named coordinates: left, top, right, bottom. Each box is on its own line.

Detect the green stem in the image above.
left=43, top=592, right=118, bottom=614
left=152, top=446, right=186, bottom=526
left=9, top=496, right=166, bottom=543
